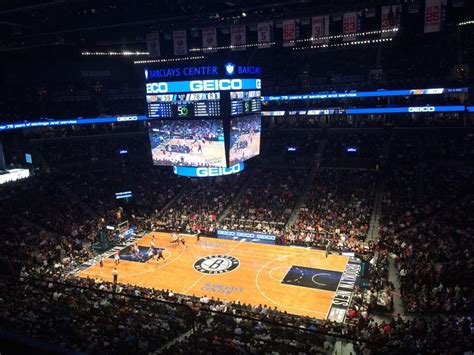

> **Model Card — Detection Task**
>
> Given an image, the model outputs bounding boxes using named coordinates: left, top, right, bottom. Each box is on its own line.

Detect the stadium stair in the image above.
left=217, top=168, right=255, bottom=224
left=366, top=177, right=385, bottom=242
left=387, top=255, right=406, bottom=317
left=415, top=163, right=424, bottom=204
left=316, top=135, right=328, bottom=160
left=284, top=163, right=319, bottom=231
left=154, top=188, right=187, bottom=218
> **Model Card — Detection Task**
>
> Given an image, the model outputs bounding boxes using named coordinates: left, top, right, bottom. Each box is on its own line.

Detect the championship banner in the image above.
left=231, top=24, right=246, bottom=50
left=202, top=27, right=217, bottom=52
left=381, top=5, right=401, bottom=37
left=424, top=0, right=445, bottom=33
left=342, top=12, right=361, bottom=41
left=146, top=33, right=161, bottom=57
left=173, top=30, right=187, bottom=56
left=282, top=19, right=296, bottom=47
left=257, top=22, right=273, bottom=48
left=312, top=16, right=330, bottom=44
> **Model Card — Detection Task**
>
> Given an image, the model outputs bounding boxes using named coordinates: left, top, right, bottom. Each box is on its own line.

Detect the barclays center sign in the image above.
left=145, top=62, right=261, bottom=80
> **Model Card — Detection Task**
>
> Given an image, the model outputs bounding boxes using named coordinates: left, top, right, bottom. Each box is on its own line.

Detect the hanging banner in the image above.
left=173, top=30, right=187, bottom=56
left=202, top=27, right=217, bottom=52
left=231, top=24, right=246, bottom=50
left=257, top=22, right=273, bottom=48
left=282, top=19, right=296, bottom=47
left=146, top=33, right=161, bottom=57
left=343, top=12, right=361, bottom=41
left=424, top=0, right=445, bottom=33
left=312, top=16, right=330, bottom=44
left=381, top=5, right=401, bottom=37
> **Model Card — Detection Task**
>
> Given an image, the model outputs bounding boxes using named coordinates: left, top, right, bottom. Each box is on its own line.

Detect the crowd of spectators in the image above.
left=221, top=168, right=307, bottom=235
left=288, top=169, right=376, bottom=254
left=379, top=197, right=474, bottom=316
left=380, top=166, right=472, bottom=231
left=156, top=172, right=248, bottom=234
left=1, top=126, right=473, bottom=353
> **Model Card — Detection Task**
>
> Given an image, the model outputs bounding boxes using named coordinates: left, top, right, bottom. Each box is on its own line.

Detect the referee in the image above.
left=325, top=242, right=331, bottom=258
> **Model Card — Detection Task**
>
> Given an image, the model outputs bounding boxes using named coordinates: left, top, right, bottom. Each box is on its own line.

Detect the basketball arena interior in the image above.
left=0, top=1, right=473, bottom=354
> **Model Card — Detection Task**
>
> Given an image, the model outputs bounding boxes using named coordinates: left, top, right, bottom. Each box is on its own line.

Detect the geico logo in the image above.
left=146, top=82, right=168, bottom=94
left=196, top=164, right=243, bottom=177
left=256, top=79, right=261, bottom=89
left=218, top=230, right=236, bottom=236
left=196, top=167, right=221, bottom=177
left=190, top=79, right=242, bottom=92
left=236, top=232, right=255, bottom=238
left=408, top=106, right=435, bottom=112
left=116, top=116, right=138, bottom=121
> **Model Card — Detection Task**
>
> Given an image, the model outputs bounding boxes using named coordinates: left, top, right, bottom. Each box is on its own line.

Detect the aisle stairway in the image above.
left=284, top=163, right=319, bottom=230
left=366, top=177, right=385, bottom=242
left=217, top=168, right=255, bottom=223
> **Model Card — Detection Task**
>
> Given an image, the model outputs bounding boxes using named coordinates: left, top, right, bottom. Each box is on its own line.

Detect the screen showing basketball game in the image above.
left=149, top=120, right=226, bottom=167
left=229, top=114, right=261, bottom=166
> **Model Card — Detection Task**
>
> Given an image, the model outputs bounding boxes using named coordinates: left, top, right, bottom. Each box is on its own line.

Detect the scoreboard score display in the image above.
left=145, top=62, right=262, bottom=168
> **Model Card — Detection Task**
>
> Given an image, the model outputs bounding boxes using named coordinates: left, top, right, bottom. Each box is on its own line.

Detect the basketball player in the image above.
left=156, top=249, right=165, bottom=264
left=180, top=236, right=186, bottom=246
left=112, top=268, right=118, bottom=284
left=171, top=232, right=179, bottom=244
left=114, top=251, right=120, bottom=265
left=196, top=229, right=201, bottom=242
left=150, top=235, right=156, bottom=249
left=325, top=242, right=331, bottom=258
left=147, top=247, right=154, bottom=260
left=99, top=257, right=104, bottom=273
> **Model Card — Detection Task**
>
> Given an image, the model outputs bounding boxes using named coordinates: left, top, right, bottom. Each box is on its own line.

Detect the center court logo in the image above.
left=194, top=255, right=240, bottom=274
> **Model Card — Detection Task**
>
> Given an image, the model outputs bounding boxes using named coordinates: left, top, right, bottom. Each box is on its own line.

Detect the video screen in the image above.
left=149, top=120, right=226, bottom=167
left=229, top=114, right=261, bottom=166
left=146, top=92, right=221, bottom=119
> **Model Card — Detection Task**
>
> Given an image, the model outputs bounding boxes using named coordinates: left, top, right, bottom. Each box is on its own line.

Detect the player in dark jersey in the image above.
left=156, top=249, right=165, bottom=264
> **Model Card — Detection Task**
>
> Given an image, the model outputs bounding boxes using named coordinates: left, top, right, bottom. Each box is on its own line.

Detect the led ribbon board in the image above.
left=173, top=162, right=245, bottom=177
left=146, top=79, right=261, bottom=94
left=261, top=87, right=468, bottom=101
left=0, top=115, right=148, bottom=132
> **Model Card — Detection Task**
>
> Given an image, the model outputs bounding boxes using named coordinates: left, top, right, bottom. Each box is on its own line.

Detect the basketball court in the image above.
left=152, top=138, right=226, bottom=166
left=229, top=133, right=261, bottom=165
left=79, top=233, right=361, bottom=320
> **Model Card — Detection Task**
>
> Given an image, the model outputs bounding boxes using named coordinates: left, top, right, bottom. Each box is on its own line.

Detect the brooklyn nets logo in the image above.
left=194, top=255, right=240, bottom=274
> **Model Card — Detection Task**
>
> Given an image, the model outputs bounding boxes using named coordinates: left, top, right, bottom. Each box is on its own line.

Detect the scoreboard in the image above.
left=144, top=61, right=262, bottom=167
left=230, top=90, right=261, bottom=116
left=147, top=92, right=221, bottom=118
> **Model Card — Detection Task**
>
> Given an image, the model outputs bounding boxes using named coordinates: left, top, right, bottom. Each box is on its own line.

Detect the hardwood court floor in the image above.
left=79, top=232, right=349, bottom=319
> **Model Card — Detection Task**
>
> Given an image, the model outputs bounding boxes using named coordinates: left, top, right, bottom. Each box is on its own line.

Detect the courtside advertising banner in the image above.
left=381, top=5, right=401, bottom=37
left=217, top=229, right=276, bottom=245
left=231, top=24, right=246, bottom=50
left=312, top=16, right=330, bottom=44
left=202, top=27, right=217, bottom=52
left=257, top=22, right=273, bottom=48
left=173, top=30, right=188, bottom=56
left=282, top=19, right=296, bottom=47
